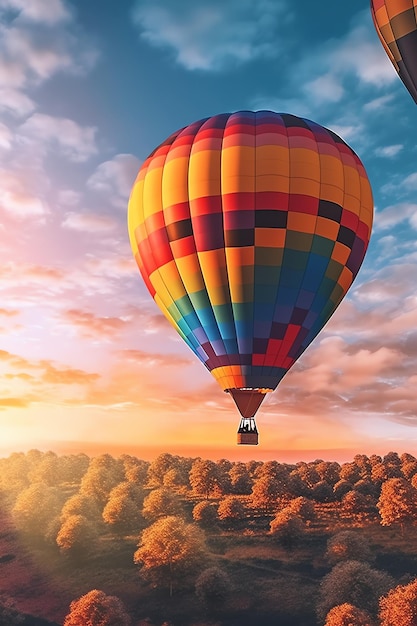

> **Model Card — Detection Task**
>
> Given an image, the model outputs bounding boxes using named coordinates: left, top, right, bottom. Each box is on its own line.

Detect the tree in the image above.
left=229, top=462, right=253, bottom=494
left=61, top=492, right=101, bottom=522
left=217, top=496, right=246, bottom=526
left=379, top=578, right=417, bottom=626
left=79, top=459, right=123, bottom=507
left=192, top=501, right=218, bottom=527
left=311, top=480, right=334, bottom=503
left=333, top=480, right=353, bottom=501
left=195, top=567, right=233, bottom=607
left=286, top=496, right=316, bottom=524
left=269, top=509, right=305, bottom=548
left=134, top=515, right=206, bottom=596
left=325, top=531, right=374, bottom=565
left=250, top=475, right=281, bottom=514
left=27, top=451, right=60, bottom=486
left=141, top=488, right=182, bottom=521
left=102, top=481, right=144, bottom=532
left=56, top=514, right=98, bottom=557
left=342, top=490, right=372, bottom=518
left=147, top=453, right=179, bottom=487
left=12, top=482, right=62, bottom=536
left=189, top=459, right=219, bottom=499
left=317, top=560, right=394, bottom=621
left=377, top=478, right=417, bottom=533
left=324, top=603, right=375, bottom=626
left=63, top=589, right=131, bottom=626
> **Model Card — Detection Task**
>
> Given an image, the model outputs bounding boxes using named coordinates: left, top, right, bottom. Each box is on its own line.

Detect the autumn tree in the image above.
left=147, top=453, right=179, bottom=487
left=56, top=514, right=98, bottom=557
left=195, top=566, right=233, bottom=607
left=311, top=480, right=334, bottom=503
left=250, top=475, right=281, bottom=514
left=316, top=461, right=341, bottom=486
left=79, top=455, right=124, bottom=507
left=342, top=490, right=373, bottom=519
left=333, top=480, right=353, bottom=501
left=141, top=488, right=182, bottom=521
left=192, top=501, right=218, bottom=527
left=61, top=492, right=101, bottom=523
left=286, top=496, right=316, bottom=524
left=317, top=560, right=394, bottom=621
left=120, top=455, right=149, bottom=486
left=269, top=509, right=305, bottom=548
left=189, top=459, right=219, bottom=499
left=134, top=515, right=206, bottom=596
left=217, top=496, right=246, bottom=526
left=325, top=531, right=374, bottom=565
left=379, top=578, right=417, bottom=626
left=27, top=451, right=61, bottom=486
left=229, top=462, right=253, bottom=494
left=12, top=482, right=62, bottom=536
left=63, top=589, right=131, bottom=626
left=324, top=603, right=375, bottom=626
left=102, top=481, right=144, bottom=532
left=377, top=477, right=417, bottom=533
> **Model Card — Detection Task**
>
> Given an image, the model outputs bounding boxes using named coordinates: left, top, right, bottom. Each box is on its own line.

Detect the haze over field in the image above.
left=2, top=0, right=417, bottom=461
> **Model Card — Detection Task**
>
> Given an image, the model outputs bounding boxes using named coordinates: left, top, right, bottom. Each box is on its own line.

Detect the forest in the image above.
left=1, top=449, right=417, bottom=625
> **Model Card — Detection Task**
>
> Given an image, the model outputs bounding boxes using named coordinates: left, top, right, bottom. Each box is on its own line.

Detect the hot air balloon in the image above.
left=128, top=111, right=373, bottom=445
left=371, top=0, right=417, bottom=104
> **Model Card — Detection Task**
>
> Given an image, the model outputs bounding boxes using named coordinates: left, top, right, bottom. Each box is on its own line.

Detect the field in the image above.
left=1, top=451, right=417, bottom=625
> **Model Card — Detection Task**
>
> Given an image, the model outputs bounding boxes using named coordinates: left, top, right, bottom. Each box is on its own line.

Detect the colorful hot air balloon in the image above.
left=371, top=0, right=417, bottom=104
left=128, top=111, right=373, bottom=445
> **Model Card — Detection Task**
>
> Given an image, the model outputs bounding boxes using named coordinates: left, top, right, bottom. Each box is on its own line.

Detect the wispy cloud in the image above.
left=19, top=113, right=98, bottom=162
left=0, top=0, right=72, bottom=25
left=131, top=0, right=290, bottom=71
left=87, top=154, right=140, bottom=209
left=61, top=212, right=118, bottom=233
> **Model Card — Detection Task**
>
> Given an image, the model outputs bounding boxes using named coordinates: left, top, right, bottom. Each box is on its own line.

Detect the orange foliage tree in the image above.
left=63, top=589, right=131, bottom=625
left=379, top=579, right=417, bottom=626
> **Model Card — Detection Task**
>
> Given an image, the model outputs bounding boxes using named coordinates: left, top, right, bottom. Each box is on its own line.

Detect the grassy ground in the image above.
left=1, top=501, right=417, bottom=626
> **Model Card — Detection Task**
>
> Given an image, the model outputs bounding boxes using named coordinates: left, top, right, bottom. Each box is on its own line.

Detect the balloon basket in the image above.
left=237, top=417, right=259, bottom=445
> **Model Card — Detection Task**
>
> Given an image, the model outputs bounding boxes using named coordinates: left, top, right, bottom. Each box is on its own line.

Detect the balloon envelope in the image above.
left=128, top=111, right=373, bottom=420
left=371, top=0, right=417, bottom=104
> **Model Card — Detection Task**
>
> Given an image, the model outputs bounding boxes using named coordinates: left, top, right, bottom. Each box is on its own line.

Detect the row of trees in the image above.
left=2, top=449, right=417, bottom=500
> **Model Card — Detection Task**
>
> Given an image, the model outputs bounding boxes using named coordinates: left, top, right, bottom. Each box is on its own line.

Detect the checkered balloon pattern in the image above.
left=128, top=111, right=373, bottom=396
left=371, top=0, right=417, bottom=104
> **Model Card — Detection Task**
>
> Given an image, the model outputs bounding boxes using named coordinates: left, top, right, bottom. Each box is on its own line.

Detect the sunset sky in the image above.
left=2, top=0, right=417, bottom=463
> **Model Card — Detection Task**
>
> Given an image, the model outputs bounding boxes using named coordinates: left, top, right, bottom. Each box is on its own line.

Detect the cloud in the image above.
left=0, top=88, right=35, bottom=117
left=0, top=122, right=12, bottom=149
left=375, top=144, right=403, bottom=158
left=41, top=362, right=100, bottom=385
left=375, top=202, right=417, bottom=231
left=304, top=73, right=344, bottom=104
left=119, top=348, right=193, bottom=368
left=0, top=397, right=29, bottom=408
left=0, top=4, right=98, bottom=92
left=0, top=0, right=71, bottom=25
left=60, top=309, right=128, bottom=339
left=0, top=308, right=18, bottom=317
left=19, top=113, right=98, bottom=162
left=61, top=212, right=118, bottom=233
left=0, top=169, right=48, bottom=219
left=132, top=0, right=290, bottom=71
left=87, top=154, right=140, bottom=209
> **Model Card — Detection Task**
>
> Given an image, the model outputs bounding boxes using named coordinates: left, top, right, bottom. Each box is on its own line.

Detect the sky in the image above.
left=1, top=0, right=417, bottom=463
